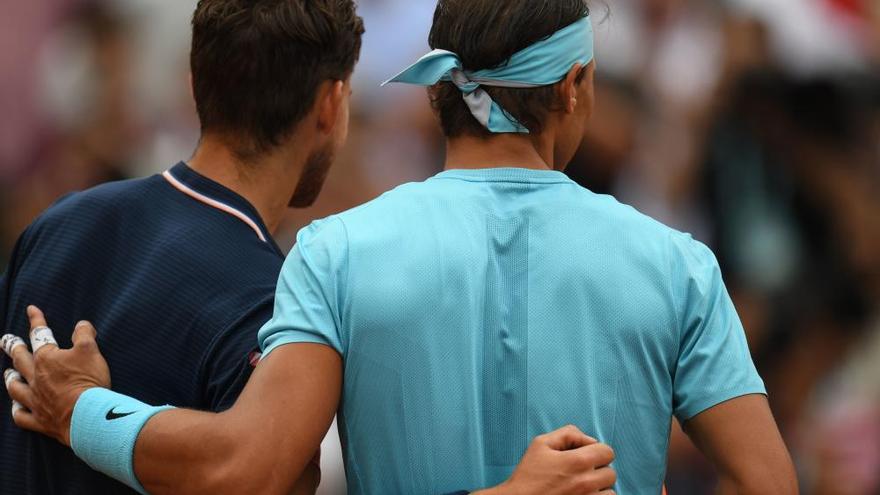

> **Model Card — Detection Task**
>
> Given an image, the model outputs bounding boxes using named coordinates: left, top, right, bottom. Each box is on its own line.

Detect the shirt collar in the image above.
left=431, top=167, right=574, bottom=184
left=163, top=162, right=282, bottom=255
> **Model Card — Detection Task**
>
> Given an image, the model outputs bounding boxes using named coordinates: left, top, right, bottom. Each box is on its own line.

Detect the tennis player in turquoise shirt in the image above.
left=5, top=1, right=797, bottom=494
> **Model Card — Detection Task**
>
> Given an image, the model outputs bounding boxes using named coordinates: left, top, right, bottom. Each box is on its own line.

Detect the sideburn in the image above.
left=288, top=145, right=335, bottom=208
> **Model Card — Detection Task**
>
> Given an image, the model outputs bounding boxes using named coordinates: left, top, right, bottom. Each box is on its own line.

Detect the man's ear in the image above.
left=558, top=63, right=584, bottom=114
left=579, top=61, right=596, bottom=118
left=316, top=80, right=346, bottom=135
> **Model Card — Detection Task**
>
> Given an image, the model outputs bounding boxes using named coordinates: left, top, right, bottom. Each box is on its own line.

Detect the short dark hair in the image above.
left=191, top=0, right=364, bottom=160
left=428, top=0, right=590, bottom=138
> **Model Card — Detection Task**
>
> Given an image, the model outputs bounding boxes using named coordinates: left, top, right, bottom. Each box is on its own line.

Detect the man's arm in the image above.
left=186, top=296, right=324, bottom=494
left=6, top=305, right=339, bottom=495
left=134, top=343, right=340, bottom=494
left=682, top=395, right=797, bottom=495
left=5, top=307, right=616, bottom=495
left=669, top=235, right=797, bottom=494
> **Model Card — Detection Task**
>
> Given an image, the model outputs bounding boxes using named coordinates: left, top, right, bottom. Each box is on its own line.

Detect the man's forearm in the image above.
left=66, top=388, right=258, bottom=495
left=66, top=360, right=329, bottom=495
left=134, top=409, right=322, bottom=495
left=133, top=346, right=339, bottom=494
left=7, top=323, right=339, bottom=495
left=134, top=408, right=244, bottom=495
left=68, top=389, right=308, bottom=495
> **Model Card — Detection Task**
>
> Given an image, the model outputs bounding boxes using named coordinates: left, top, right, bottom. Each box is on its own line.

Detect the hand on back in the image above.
left=477, top=425, right=616, bottom=495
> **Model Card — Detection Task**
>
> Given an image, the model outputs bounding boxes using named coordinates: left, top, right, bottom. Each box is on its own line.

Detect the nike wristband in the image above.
left=70, top=388, right=174, bottom=494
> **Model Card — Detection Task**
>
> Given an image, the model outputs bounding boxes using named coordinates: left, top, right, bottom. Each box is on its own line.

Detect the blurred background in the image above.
left=1, top=0, right=878, bottom=493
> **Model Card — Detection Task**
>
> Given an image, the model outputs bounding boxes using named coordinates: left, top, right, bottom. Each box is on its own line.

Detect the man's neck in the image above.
left=187, top=137, right=302, bottom=234
left=444, top=133, right=555, bottom=171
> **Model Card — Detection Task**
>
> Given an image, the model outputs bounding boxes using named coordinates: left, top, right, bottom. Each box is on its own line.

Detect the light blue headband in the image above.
left=382, top=16, right=594, bottom=134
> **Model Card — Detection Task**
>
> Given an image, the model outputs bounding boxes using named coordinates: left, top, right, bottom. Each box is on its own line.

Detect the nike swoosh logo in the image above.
left=105, top=408, right=136, bottom=421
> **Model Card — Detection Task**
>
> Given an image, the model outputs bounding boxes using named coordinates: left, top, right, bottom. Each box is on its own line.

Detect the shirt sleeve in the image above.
left=670, top=233, right=766, bottom=423
left=259, top=217, right=349, bottom=359
left=197, top=296, right=275, bottom=412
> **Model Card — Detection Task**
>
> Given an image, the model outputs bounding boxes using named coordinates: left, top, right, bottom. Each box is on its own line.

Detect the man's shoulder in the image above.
left=34, top=175, right=162, bottom=226
left=533, top=189, right=722, bottom=289
left=292, top=183, right=421, bottom=245
left=563, top=188, right=675, bottom=236
left=554, top=186, right=693, bottom=258
left=26, top=172, right=283, bottom=284
left=8, top=175, right=161, bottom=259
left=590, top=197, right=722, bottom=291
left=322, top=178, right=452, bottom=236
left=338, top=180, right=427, bottom=216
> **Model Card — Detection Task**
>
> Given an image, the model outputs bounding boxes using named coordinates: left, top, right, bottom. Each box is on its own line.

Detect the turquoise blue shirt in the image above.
left=259, top=168, right=766, bottom=495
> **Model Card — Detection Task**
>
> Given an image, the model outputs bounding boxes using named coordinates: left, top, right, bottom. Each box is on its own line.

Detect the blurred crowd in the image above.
left=1, top=0, right=878, bottom=494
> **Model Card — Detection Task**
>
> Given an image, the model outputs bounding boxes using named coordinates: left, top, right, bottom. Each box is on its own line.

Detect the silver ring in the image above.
left=1, top=335, right=26, bottom=356
left=4, top=369, right=22, bottom=388
left=30, top=326, right=58, bottom=354
left=11, top=401, right=24, bottom=416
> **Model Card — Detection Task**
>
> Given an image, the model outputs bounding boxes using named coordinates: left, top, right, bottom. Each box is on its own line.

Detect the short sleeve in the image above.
left=258, top=218, right=349, bottom=359
left=670, top=234, right=766, bottom=422
left=198, top=296, right=274, bottom=411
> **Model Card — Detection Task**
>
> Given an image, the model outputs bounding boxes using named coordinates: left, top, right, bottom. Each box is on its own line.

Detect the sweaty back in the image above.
left=260, top=167, right=765, bottom=494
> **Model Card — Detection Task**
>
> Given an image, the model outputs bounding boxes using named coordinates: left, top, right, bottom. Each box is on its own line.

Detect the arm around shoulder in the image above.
left=134, top=343, right=341, bottom=495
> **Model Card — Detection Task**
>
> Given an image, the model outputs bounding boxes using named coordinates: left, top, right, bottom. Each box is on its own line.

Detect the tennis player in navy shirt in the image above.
left=0, top=163, right=286, bottom=493
left=0, top=0, right=344, bottom=491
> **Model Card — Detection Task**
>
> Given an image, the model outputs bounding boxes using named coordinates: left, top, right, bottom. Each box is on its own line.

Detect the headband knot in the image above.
left=382, top=16, right=595, bottom=134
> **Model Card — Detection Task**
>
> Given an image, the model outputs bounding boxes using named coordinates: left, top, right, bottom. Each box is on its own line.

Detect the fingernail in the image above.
left=26, top=306, right=36, bottom=316
left=11, top=401, right=24, bottom=416
left=76, top=321, right=89, bottom=328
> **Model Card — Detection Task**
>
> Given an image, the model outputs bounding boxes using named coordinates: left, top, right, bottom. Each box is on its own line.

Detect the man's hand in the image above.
left=2, top=305, right=111, bottom=446
left=476, top=425, right=616, bottom=495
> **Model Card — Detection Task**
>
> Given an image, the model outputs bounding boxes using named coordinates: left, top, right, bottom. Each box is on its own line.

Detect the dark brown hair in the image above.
left=428, top=0, right=590, bottom=138
left=191, top=0, right=364, bottom=160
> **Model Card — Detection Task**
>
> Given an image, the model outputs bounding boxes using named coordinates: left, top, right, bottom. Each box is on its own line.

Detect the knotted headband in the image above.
left=382, top=16, right=594, bottom=134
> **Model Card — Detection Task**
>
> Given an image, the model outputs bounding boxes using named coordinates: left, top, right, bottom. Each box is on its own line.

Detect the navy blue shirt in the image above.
left=0, top=163, right=284, bottom=494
